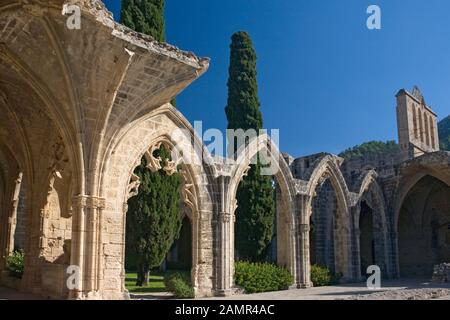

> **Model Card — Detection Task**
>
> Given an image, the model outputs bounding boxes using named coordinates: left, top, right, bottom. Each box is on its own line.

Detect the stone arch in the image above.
left=396, top=174, right=450, bottom=277
left=303, top=155, right=352, bottom=281
left=353, top=170, right=390, bottom=278
left=393, top=159, right=450, bottom=277
left=0, top=62, right=80, bottom=297
left=394, top=169, right=450, bottom=232
left=0, top=38, right=82, bottom=196
left=228, top=134, right=298, bottom=281
left=98, top=105, right=216, bottom=299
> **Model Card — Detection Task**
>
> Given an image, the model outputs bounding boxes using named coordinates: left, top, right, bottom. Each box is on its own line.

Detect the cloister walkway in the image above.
left=201, top=279, right=450, bottom=300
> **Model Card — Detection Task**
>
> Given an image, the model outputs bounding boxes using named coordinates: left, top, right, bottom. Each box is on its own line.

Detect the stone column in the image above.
left=296, top=194, right=313, bottom=288
left=391, top=230, right=400, bottom=278
left=286, top=220, right=297, bottom=286
left=353, top=227, right=362, bottom=281
left=120, top=202, right=130, bottom=299
left=350, top=204, right=363, bottom=281
left=217, top=211, right=234, bottom=295
left=215, top=174, right=234, bottom=296
left=69, top=195, right=105, bottom=299
left=297, top=223, right=312, bottom=288
left=1, top=172, right=22, bottom=266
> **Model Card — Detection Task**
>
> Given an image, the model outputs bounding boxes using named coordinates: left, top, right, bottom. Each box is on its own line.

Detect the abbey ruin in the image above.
left=0, top=1, right=449, bottom=299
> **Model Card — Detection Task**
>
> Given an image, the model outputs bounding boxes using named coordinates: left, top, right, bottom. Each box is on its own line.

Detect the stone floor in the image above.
left=201, top=279, right=450, bottom=300
left=0, top=287, right=41, bottom=300
left=1, top=279, right=449, bottom=300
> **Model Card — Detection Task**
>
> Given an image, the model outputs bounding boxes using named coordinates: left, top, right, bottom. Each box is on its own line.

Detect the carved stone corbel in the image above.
left=180, top=169, right=197, bottom=214
left=127, top=173, right=140, bottom=199
left=242, top=165, right=251, bottom=177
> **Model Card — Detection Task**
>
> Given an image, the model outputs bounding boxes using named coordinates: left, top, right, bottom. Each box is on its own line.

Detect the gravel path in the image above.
left=201, top=279, right=450, bottom=300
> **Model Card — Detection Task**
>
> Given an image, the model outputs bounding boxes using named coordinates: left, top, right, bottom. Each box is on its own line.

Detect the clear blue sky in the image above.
left=103, top=0, right=450, bottom=157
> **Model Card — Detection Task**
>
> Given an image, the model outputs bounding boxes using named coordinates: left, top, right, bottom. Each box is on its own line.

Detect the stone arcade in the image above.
left=0, top=1, right=449, bottom=299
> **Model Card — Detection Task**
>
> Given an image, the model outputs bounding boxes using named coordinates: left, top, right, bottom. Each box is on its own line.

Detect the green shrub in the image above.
left=6, top=250, right=24, bottom=278
left=234, top=261, right=293, bottom=294
left=310, top=264, right=332, bottom=287
left=331, top=272, right=343, bottom=285
left=164, top=272, right=194, bottom=299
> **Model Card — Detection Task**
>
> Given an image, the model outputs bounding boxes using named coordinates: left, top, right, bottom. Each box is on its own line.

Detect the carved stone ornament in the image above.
left=127, top=173, right=140, bottom=199
left=180, top=169, right=197, bottom=213
left=144, top=142, right=163, bottom=173
left=163, top=160, right=178, bottom=176
left=242, top=165, right=251, bottom=177
left=144, top=141, right=180, bottom=176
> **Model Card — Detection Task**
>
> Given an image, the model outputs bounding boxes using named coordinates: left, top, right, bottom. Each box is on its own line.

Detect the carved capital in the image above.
left=299, top=224, right=310, bottom=233
left=72, top=196, right=106, bottom=210
left=127, top=173, right=140, bottom=200
left=219, top=212, right=233, bottom=223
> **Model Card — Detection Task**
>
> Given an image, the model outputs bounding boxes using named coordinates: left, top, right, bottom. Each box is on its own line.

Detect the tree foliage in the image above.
left=121, top=0, right=165, bottom=42
left=438, top=115, right=450, bottom=151
left=339, top=141, right=399, bottom=160
left=225, top=31, right=275, bottom=261
left=126, top=147, right=182, bottom=286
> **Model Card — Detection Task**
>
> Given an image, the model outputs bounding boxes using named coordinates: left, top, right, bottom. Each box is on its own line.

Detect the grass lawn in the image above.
left=125, top=270, right=189, bottom=293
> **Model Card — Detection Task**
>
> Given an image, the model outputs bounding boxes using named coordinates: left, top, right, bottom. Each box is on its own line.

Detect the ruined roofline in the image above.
left=396, top=88, right=437, bottom=117
left=2, top=0, right=209, bottom=72
left=80, top=0, right=209, bottom=71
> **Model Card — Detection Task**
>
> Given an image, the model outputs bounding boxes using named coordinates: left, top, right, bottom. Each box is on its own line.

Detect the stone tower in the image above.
left=396, top=86, right=440, bottom=161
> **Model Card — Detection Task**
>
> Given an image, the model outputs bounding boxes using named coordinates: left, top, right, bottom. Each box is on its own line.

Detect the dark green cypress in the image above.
left=438, top=115, right=450, bottom=151
left=126, top=147, right=182, bottom=286
left=121, top=0, right=180, bottom=285
left=225, top=31, right=275, bottom=261
left=121, top=0, right=165, bottom=42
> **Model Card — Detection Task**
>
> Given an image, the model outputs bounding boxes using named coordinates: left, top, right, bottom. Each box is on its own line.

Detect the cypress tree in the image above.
left=225, top=31, right=275, bottom=261
left=121, top=0, right=180, bottom=285
left=438, top=115, right=450, bottom=151
left=126, top=147, right=181, bottom=286
left=121, top=0, right=165, bottom=42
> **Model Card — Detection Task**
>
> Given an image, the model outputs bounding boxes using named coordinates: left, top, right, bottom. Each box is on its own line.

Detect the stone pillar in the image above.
left=353, top=227, right=362, bottom=281
left=296, top=194, right=313, bottom=288
left=217, top=211, right=234, bottom=295
left=120, top=202, right=130, bottom=299
left=287, top=220, right=297, bottom=285
left=70, top=195, right=105, bottom=299
left=215, top=174, right=234, bottom=296
left=297, top=223, right=312, bottom=288
left=350, top=204, right=363, bottom=281
left=1, top=172, right=22, bottom=267
left=391, top=230, right=400, bottom=278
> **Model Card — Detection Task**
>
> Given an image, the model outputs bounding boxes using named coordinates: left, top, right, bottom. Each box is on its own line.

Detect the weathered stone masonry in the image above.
left=0, top=0, right=449, bottom=299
